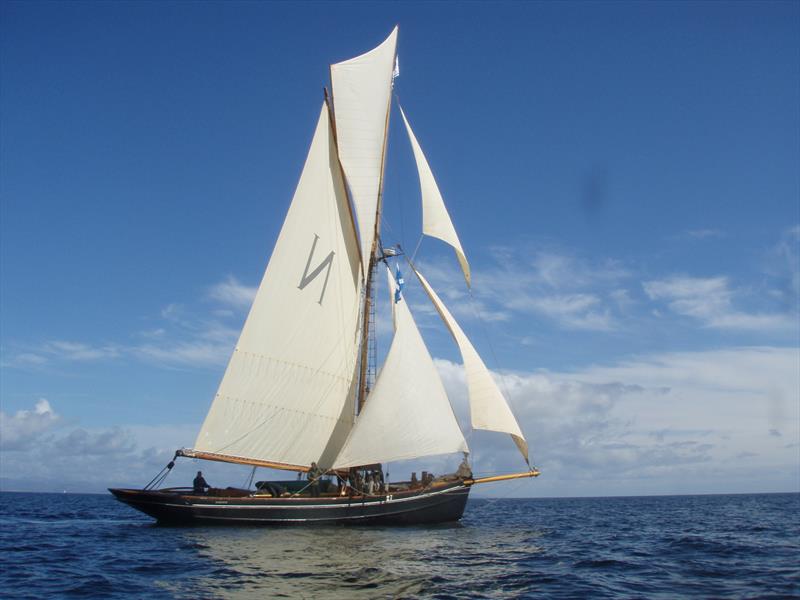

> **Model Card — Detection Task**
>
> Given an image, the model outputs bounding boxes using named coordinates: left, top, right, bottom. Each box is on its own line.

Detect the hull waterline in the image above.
left=109, top=482, right=470, bottom=525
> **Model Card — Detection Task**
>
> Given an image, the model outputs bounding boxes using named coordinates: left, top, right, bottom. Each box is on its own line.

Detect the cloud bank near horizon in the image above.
left=2, top=345, right=796, bottom=496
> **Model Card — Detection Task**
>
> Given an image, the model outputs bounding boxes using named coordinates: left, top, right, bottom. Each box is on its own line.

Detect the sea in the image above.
left=0, top=492, right=797, bottom=599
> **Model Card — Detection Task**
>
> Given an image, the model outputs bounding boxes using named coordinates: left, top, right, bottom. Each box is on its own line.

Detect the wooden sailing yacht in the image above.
left=110, top=27, right=538, bottom=525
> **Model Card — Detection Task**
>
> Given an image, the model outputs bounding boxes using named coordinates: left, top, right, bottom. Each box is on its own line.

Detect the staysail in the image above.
left=400, top=106, right=471, bottom=286
left=333, top=266, right=468, bottom=468
left=413, top=267, right=529, bottom=464
left=330, top=27, right=398, bottom=267
left=192, top=103, right=362, bottom=471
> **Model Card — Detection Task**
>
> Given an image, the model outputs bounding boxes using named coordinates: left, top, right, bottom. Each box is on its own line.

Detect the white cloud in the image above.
left=4, top=291, right=244, bottom=371
left=0, top=404, right=257, bottom=493
left=644, top=275, right=796, bottom=332
left=208, top=276, right=257, bottom=309
left=685, top=228, right=724, bottom=240
left=416, top=246, right=631, bottom=332
left=435, top=345, right=799, bottom=496
left=133, top=340, right=231, bottom=367
left=4, top=352, right=48, bottom=367
left=507, top=292, right=613, bottom=331
left=2, top=346, right=797, bottom=496
left=53, top=427, right=137, bottom=456
left=42, top=340, right=121, bottom=361
left=771, top=225, right=800, bottom=305
left=0, top=399, right=60, bottom=450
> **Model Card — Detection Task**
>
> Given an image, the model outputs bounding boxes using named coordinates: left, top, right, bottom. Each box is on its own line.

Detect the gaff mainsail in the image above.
left=192, top=103, right=362, bottom=470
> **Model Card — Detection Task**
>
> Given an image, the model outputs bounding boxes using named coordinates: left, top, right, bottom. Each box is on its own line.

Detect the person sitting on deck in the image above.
left=456, top=453, right=473, bottom=479
left=307, top=462, right=323, bottom=497
left=193, top=471, right=210, bottom=495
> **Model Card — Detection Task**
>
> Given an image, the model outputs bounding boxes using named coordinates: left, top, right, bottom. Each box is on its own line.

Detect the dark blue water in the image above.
left=1, top=492, right=797, bottom=598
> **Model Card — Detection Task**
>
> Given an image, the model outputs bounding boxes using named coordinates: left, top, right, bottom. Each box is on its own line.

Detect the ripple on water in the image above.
left=0, top=492, right=798, bottom=599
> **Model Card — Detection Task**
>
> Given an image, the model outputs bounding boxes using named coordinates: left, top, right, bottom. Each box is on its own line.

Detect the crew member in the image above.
left=307, top=462, right=323, bottom=497
left=193, top=471, right=210, bottom=494
left=456, top=453, right=473, bottom=479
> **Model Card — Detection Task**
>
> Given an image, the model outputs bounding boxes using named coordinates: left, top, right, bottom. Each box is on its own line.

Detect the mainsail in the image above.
left=333, top=266, right=468, bottom=468
left=413, top=267, right=530, bottom=464
left=400, top=106, right=471, bottom=286
left=330, top=27, right=398, bottom=267
left=192, top=103, right=362, bottom=470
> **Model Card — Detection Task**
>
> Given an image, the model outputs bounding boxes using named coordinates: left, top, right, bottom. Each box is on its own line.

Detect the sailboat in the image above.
left=110, top=27, right=539, bottom=525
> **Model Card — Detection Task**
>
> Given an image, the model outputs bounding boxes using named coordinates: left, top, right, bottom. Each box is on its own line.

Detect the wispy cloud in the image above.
left=768, top=225, right=800, bottom=310
left=2, top=273, right=258, bottom=372
left=684, top=228, right=725, bottom=240
left=643, top=275, right=796, bottom=331
left=208, top=276, right=258, bottom=309
left=416, top=245, right=631, bottom=332
left=134, top=340, right=233, bottom=368
left=42, top=340, right=122, bottom=361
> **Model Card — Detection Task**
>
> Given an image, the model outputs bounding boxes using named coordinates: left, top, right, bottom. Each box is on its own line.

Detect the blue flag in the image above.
left=394, top=264, right=405, bottom=303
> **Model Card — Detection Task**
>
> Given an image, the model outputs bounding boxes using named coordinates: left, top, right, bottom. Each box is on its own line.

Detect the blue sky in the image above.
left=1, top=1, right=798, bottom=496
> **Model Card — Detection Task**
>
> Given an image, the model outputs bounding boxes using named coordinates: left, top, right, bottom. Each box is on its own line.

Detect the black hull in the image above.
left=109, top=483, right=470, bottom=525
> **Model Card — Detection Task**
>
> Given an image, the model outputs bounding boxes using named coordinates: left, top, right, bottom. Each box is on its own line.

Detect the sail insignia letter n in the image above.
left=298, top=234, right=335, bottom=305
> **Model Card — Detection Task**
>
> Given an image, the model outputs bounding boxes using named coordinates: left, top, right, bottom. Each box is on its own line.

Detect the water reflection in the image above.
left=159, top=526, right=452, bottom=599
left=156, top=505, right=546, bottom=599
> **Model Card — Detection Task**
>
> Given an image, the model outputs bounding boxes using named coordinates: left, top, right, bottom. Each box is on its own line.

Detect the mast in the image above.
left=355, top=38, right=398, bottom=414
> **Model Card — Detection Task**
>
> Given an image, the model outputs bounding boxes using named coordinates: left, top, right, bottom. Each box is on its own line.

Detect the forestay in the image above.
left=331, top=27, right=398, bottom=267
left=333, top=266, right=468, bottom=469
left=193, top=104, right=362, bottom=470
left=400, top=106, right=471, bottom=287
left=413, top=268, right=529, bottom=464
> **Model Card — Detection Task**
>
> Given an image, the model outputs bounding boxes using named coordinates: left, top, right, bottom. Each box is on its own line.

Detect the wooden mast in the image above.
left=355, top=43, right=397, bottom=414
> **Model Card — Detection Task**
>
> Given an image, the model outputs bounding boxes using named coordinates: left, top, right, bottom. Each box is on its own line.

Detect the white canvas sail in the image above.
left=399, top=106, right=471, bottom=287
left=331, top=27, right=398, bottom=267
left=333, top=266, right=468, bottom=468
left=192, top=104, right=362, bottom=470
left=413, top=267, right=529, bottom=464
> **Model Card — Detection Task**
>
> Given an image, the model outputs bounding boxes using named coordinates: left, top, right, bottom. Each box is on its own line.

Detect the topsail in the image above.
left=331, top=27, right=398, bottom=268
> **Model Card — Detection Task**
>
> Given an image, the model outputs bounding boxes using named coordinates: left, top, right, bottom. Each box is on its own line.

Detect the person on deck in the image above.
left=193, top=471, right=210, bottom=495
left=307, top=462, right=323, bottom=497
left=456, top=453, right=473, bottom=479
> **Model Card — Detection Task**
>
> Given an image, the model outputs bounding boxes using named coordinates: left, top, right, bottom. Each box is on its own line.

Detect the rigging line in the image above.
left=410, top=234, right=424, bottom=265
left=243, top=466, right=257, bottom=490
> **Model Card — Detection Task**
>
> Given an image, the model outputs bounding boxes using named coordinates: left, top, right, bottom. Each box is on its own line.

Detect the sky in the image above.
left=1, top=1, right=798, bottom=497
